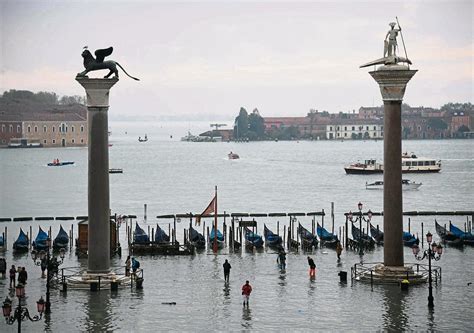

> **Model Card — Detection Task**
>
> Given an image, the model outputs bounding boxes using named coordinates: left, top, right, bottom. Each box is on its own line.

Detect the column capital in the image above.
left=369, top=65, right=417, bottom=102
left=76, top=77, right=119, bottom=108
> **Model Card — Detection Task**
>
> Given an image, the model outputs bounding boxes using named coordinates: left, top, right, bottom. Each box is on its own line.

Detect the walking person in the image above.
left=9, top=265, right=16, bottom=288
left=40, top=257, right=47, bottom=278
left=125, top=256, right=131, bottom=277
left=241, top=280, right=252, bottom=307
left=223, top=259, right=231, bottom=283
left=0, top=258, right=6, bottom=278
left=307, top=256, right=316, bottom=278
left=336, top=241, right=343, bottom=260
left=18, top=267, right=28, bottom=285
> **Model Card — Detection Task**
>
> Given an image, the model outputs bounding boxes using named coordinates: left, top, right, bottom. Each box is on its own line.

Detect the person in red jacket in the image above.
left=241, top=280, right=252, bottom=307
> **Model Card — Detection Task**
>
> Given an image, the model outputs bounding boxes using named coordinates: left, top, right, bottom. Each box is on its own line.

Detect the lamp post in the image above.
left=412, top=232, right=443, bottom=308
left=31, top=239, right=65, bottom=314
left=348, top=202, right=372, bottom=255
left=2, top=284, right=45, bottom=333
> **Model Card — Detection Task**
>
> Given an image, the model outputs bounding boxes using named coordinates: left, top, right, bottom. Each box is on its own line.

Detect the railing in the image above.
left=60, top=266, right=143, bottom=290
left=351, top=262, right=441, bottom=285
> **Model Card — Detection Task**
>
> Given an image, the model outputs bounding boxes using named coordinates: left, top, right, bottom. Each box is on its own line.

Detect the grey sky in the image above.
left=1, top=0, right=472, bottom=120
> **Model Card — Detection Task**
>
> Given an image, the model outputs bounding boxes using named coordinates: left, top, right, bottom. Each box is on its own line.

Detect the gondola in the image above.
left=316, top=223, right=337, bottom=248
left=13, top=228, right=29, bottom=252
left=53, top=225, right=69, bottom=250
left=263, top=224, right=282, bottom=249
left=369, top=224, right=384, bottom=245
left=244, top=227, right=264, bottom=248
left=189, top=225, right=206, bottom=249
left=435, top=220, right=463, bottom=246
left=402, top=231, right=419, bottom=247
left=450, top=222, right=474, bottom=246
left=134, top=223, right=150, bottom=244
left=351, top=223, right=375, bottom=248
left=154, top=225, right=170, bottom=244
left=209, top=226, right=225, bottom=249
left=32, top=227, right=49, bottom=251
left=297, top=223, right=319, bottom=248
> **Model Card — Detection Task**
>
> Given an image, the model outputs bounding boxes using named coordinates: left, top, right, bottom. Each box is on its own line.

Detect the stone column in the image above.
left=370, top=65, right=416, bottom=267
left=76, top=77, right=118, bottom=273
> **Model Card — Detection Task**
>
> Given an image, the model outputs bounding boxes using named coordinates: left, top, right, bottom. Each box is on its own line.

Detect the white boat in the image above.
left=228, top=152, right=239, bottom=160
left=366, top=179, right=422, bottom=190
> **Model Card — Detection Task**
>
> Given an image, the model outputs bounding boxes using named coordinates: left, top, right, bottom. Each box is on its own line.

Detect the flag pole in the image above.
left=213, top=185, right=218, bottom=253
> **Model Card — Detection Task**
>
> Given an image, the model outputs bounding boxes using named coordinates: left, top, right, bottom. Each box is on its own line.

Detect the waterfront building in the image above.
left=326, top=119, right=383, bottom=140
left=0, top=103, right=87, bottom=148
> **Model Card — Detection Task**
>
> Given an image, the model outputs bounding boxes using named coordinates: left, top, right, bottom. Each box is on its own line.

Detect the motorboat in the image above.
left=365, top=179, right=422, bottom=190
left=228, top=152, right=239, bottom=160
left=47, top=160, right=74, bottom=167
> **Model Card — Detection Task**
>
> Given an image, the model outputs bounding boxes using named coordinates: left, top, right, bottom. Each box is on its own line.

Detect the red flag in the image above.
left=196, top=195, right=216, bottom=226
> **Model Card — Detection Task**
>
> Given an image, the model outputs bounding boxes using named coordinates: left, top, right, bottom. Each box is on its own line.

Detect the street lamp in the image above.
left=2, top=284, right=45, bottom=333
left=348, top=203, right=372, bottom=255
left=412, top=232, right=443, bottom=308
left=31, top=238, right=65, bottom=314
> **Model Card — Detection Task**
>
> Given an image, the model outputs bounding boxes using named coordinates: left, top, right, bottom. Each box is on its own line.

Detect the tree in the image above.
left=248, top=108, right=265, bottom=139
left=233, top=107, right=249, bottom=139
left=427, top=118, right=448, bottom=130
left=457, top=125, right=470, bottom=133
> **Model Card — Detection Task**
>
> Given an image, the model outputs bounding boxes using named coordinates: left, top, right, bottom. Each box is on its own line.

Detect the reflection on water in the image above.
left=381, top=285, right=409, bottom=331
left=241, top=307, right=253, bottom=329
left=83, top=292, right=114, bottom=332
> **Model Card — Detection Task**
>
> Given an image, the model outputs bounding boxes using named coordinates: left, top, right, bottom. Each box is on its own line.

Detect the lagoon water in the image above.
left=1, top=121, right=473, bottom=331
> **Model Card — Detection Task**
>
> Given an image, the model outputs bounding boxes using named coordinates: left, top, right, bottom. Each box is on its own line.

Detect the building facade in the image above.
left=326, top=119, right=383, bottom=140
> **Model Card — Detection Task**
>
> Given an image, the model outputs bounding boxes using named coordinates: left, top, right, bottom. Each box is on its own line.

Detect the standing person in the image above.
left=241, top=280, right=252, bottom=307
left=223, top=259, right=231, bottom=283
left=18, top=267, right=28, bottom=285
left=40, top=257, right=47, bottom=278
left=0, top=258, right=6, bottom=278
left=307, top=256, right=316, bottom=278
left=9, top=265, right=16, bottom=288
left=131, top=257, right=140, bottom=274
left=277, top=250, right=286, bottom=269
left=125, top=256, right=131, bottom=277
left=336, top=241, right=343, bottom=260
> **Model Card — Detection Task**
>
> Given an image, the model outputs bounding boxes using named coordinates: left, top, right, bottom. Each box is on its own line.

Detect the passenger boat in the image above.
left=133, top=223, right=150, bottom=244
left=138, top=134, right=148, bottom=142
left=316, top=223, right=337, bottom=248
left=345, top=153, right=441, bottom=174
left=32, top=227, right=49, bottom=251
left=13, top=229, right=29, bottom=252
left=298, top=223, right=319, bottom=249
left=402, top=231, right=419, bottom=247
left=154, top=225, right=170, bottom=244
left=53, top=225, right=69, bottom=250
left=209, top=226, right=225, bottom=249
left=263, top=224, right=282, bottom=249
left=228, top=152, right=240, bottom=160
left=369, top=224, right=384, bottom=245
left=244, top=227, right=264, bottom=248
left=435, top=220, right=462, bottom=246
left=189, top=225, right=206, bottom=249
left=47, top=161, right=75, bottom=167
left=365, top=179, right=422, bottom=190
left=351, top=223, right=375, bottom=248
left=449, top=222, right=474, bottom=246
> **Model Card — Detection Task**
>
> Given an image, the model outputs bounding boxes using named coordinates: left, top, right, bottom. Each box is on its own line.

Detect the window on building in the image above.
left=352, top=126, right=355, bottom=131
left=366, top=126, right=369, bottom=130
left=80, top=139, right=84, bottom=143
left=337, top=126, right=340, bottom=131
left=374, top=126, right=376, bottom=130
left=34, top=126, right=38, bottom=133
left=43, top=139, right=47, bottom=144
left=337, top=133, right=340, bottom=137
left=52, top=139, right=56, bottom=144
left=72, top=139, right=75, bottom=144
left=80, top=125, right=84, bottom=132
left=329, top=126, right=333, bottom=131
left=52, top=126, right=55, bottom=132
left=9, top=125, right=13, bottom=132
left=1, top=125, right=4, bottom=132
left=344, top=133, right=347, bottom=137
left=344, top=126, right=347, bottom=131
left=381, top=126, right=384, bottom=130
left=17, top=125, right=21, bottom=133
left=71, top=126, right=75, bottom=132
left=2, top=139, right=5, bottom=143
left=60, top=123, right=67, bottom=133
left=27, top=126, right=31, bottom=133
left=373, top=132, right=376, bottom=137
left=43, top=126, right=47, bottom=133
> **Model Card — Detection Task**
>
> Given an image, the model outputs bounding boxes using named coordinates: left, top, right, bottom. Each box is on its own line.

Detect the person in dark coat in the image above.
left=0, top=258, right=6, bottom=278
left=223, top=259, right=231, bottom=283
left=18, top=267, right=28, bottom=285
left=307, top=256, right=316, bottom=278
left=9, top=265, right=16, bottom=288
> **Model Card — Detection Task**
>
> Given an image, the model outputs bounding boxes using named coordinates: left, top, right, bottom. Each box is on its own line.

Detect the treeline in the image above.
left=233, top=107, right=265, bottom=140
left=0, top=89, right=85, bottom=105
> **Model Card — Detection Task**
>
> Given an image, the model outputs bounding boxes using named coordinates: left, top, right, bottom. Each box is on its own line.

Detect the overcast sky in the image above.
left=0, top=0, right=472, bottom=120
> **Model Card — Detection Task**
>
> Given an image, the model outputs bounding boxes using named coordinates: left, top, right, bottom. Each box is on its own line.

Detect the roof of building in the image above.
left=0, top=100, right=87, bottom=122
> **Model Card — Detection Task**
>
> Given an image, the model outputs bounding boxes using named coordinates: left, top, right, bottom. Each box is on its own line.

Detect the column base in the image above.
left=66, top=272, right=131, bottom=289
left=354, top=263, right=427, bottom=284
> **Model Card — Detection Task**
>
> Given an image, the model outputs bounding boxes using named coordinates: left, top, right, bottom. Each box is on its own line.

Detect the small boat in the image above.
left=228, top=151, right=240, bottom=160
left=138, top=134, right=148, bottom=142
left=47, top=161, right=75, bottom=167
left=53, top=225, right=69, bottom=250
left=402, top=231, right=419, bottom=247
left=450, top=222, right=474, bottom=246
left=351, top=223, right=375, bottom=248
left=133, top=223, right=150, bottom=244
left=435, top=220, right=463, bottom=246
left=299, top=223, right=319, bottom=248
left=32, top=227, right=49, bottom=251
left=316, top=223, right=337, bottom=248
left=369, top=224, right=384, bottom=245
left=365, top=179, right=422, bottom=190
left=189, top=225, right=206, bottom=249
left=13, top=229, right=29, bottom=252
left=109, top=168, right=123, bottom=174
left=244, top=227, right=264, bottom=248
left=154, top=225, right=170, bottom=244
left=209, top=226, right=225, bottom=249
left=263, top=224, right=282, bottom=249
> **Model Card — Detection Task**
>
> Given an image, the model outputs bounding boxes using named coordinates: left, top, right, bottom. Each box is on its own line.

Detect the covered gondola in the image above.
left=134, top=223, right=150, bottom=244
left=155, top=224, right=170, bottom=244
left=32, top=227, right=49, bottom=251
left=351, top=223, right=375, bottom=248
left=189, top=225, right=206, bottom=249
left=263, top=224, right=282, bottom=249
left=450, top=222, right=474, bottom=246
left=435, top=220, right=462, bottom=246
left=244, top=227, right=264, bottom=248
left=13, top=228, right=29, bottom=252
left=53, top=225, right=69, bottom=250
left=209, top=226, right=225, bottom=249
left=369, top=224, right=384, bottom=245
left=297, top=223, right=319, bottom=248
left=316, top=223, right=337, bottom=248
left=402, top=231, right=419, bottom=247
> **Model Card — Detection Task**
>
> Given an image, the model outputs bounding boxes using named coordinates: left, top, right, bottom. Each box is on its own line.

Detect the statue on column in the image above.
left=76, top=46, right=140, bottom=81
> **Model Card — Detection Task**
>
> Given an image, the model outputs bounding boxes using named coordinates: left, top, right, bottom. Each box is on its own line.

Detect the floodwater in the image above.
left=0, top=122, right=473, bottom=331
